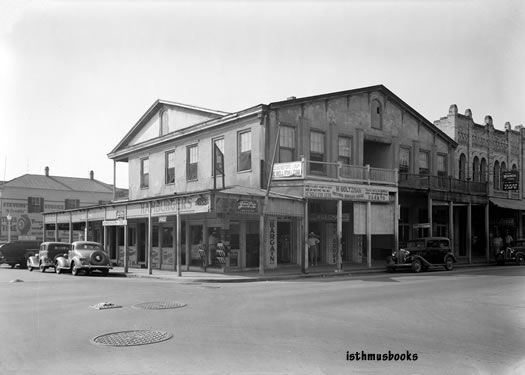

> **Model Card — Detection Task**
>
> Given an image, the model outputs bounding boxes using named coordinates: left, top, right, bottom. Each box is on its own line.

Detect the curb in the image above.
left=115, top=262, right=494, bottom=283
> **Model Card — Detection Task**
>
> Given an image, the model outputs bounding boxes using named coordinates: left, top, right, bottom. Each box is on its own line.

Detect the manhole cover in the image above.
left=132, top=301, right=187, bottom=310
left=92, top=330, right=172, bottom=346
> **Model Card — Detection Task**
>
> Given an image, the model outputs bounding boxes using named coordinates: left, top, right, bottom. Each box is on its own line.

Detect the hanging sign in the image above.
left=304, top=182, right=391, bottom=202
left=502, top=171, right=519, bottom=191
left=272, top=161, right=303, bottom=179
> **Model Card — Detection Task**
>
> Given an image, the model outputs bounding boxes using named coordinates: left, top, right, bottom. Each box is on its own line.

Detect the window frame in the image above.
left=399, top=146, right=411, bottom=173
left=418, top=150, right=430, bottom=175
left=28, top=197, right=44, bottom=213
left=140, top=157, right=149, bottom=189
left=212, top=137, right=225, bottom=177
left=309, top=129, right=326, bottom=174
left=337, top=136, right=352, bottom=165
left=186, top=144, right=198, bottom=181
left=237, top=130, right=252, bottom=172
left=165, top=150, right=175, bottom=185
left=279, top=125, right=296, bottom=163
left=437, top=153, right=448, bottom=177
left=65, top=199, right=80, bottom=210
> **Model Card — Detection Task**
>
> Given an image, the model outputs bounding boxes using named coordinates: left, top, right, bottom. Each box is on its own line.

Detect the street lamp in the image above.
left=6, top=213, right=12, bottom=242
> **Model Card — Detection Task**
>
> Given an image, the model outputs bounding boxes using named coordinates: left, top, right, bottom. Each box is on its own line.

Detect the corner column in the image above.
left=366, top=201, right=372, bottom=268
left=467, top=202, right=472, bottom=264
left=485, top=203, right=490, bottom=262
left=449, top=201, right=454, bottom=255
left=336, top=199, right=342, bottom=271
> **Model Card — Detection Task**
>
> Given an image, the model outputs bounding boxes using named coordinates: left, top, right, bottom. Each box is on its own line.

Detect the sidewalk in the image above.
left=112, top=259, right=492, bottom=283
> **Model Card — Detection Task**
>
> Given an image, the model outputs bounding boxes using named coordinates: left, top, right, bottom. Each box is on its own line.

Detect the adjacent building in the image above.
left=0, top=168, right=119, bottom=242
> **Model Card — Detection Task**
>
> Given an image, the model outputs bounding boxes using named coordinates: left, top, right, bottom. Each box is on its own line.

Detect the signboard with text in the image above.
left=502, top=171, right=519, bottom=191
left=304, top=182, right=391, bottom=202
left=272, top=162, right=303, bottom=179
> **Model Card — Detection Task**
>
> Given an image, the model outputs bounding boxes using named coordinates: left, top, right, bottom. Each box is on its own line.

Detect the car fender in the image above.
left=443, top=253, right=457, bottom=263
left=27, top=255, right=39, bottom=268
left=411, top=255, right=431, bottom=267
left=55, top=256, right=70, bottom=269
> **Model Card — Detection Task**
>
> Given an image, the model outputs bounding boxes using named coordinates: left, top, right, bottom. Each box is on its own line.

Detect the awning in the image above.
left=490, top=197, right=525, bottom=211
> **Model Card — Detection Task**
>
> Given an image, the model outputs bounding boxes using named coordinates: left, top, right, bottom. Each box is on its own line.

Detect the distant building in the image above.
left=0, top=167, right=122, bottom=242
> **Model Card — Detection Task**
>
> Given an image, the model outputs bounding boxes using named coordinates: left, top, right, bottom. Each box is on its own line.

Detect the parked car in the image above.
left=496, top=240, right=525, bottom=266
left=27, top=242, right=71, bottom=272
left=386, top=237, right=456, bottom=273
left=0, top=240, right=40, bottom=269
left=55, top=241, right=111, bottom=276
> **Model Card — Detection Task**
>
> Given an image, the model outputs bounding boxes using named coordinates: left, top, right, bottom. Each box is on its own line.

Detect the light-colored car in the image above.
left=27, top=242, right=71, bottom=272
left=55, top=241, right=111, bottom=276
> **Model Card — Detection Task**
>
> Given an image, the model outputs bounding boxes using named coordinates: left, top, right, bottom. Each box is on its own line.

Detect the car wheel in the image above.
left=496, top=254, right=505, bottom=266
left=56, top=265, right=62, bottom=274
left=40, top=264, right=46, bottom=273
left=9, top=263, right=15, bottom=269
left=411, top=259, right=422, bottom=273
left=27, top=261, right=33, bottom=272
left=517, top=254, right=525, bottom=266
left=444, top=257, right=454, bottom=271
left=72, top=263, right=79, bottom=276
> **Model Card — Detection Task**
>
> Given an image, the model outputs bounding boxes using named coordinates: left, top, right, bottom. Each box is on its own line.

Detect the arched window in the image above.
left=480, top=158, right=487, bottom=183
left=512, top=164, right=517, bottom=171
left=459, top=153, right=467, bottom=180
left=371, top=99, right=382, bottom=129
left=494, top=161, right=500, bottom=190
left=472, top=156, right=480, bottom=182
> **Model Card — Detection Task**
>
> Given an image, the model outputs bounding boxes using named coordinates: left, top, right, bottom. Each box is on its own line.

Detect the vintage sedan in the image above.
left=386, top=237, right=456, bottom=273
left=55, top=241, right=111, bottom=276
left=496, top=240, right=525, bottom=266
left=0, top=240, right=40, bottom=269
left=27, top=242, right=71, bottom=272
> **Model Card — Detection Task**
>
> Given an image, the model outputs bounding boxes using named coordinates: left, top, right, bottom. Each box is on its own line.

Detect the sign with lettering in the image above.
left=272, top=161, right=303, bottom=179
left=502, top=171, right=519, bottom=191
left=102, top=219, right=128, bottom=226
left=265, top=219, right=277, bottom=269
left=304, top=182, right=391, bottom=202
left=237, top=199, right=258, bottom=213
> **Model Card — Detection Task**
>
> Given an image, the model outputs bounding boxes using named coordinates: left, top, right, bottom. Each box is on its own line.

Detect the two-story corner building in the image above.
left=43, top=99, right=304, bottom=273
left=263, top=85, right=472, bottom=268
left=0, top=167, right=117, bottom=242
left=435, top=105, right=525, bottom=260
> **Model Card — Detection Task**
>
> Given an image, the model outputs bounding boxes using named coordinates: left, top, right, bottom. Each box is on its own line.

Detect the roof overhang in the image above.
left=490, top=197, right=525, bottom=211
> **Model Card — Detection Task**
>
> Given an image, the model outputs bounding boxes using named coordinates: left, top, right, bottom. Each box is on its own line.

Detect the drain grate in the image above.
left=92, top=330, right=172, bottom=346
left=132, top=301, right=187, bottom=310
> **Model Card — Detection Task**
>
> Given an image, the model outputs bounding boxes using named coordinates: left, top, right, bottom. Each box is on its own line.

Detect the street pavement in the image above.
left=0, top=265, right=524, bottom=375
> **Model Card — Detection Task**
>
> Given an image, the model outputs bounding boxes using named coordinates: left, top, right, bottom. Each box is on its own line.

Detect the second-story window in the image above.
left=310, top=130, right=325, bottom=173
left=399, top=147, right=410, bottom=173
left=418, top=150, right=429, bottom=175
left=238, top=130, right=251, bottom=171
left=28, top=197, right=44, bottom=213
left=493, top=161, right=500, bottom=190
left=437, top=154, right=447, bottom=177
left=480, top=158, right=487, bottom=183
left=279, top=126, right=295, bottom=163
left=213, top=138, right=224, bottom=176
left=165, top=150, right=175, bottom=184
left=472, top=156, right=480, bottom=182
left=338, top=136, right=352, bottom=165
left=187, top=145, right=198, bottom=181
left=140, top=158, right=149, bottom=188
left=65, top=199, right=80, bottom=209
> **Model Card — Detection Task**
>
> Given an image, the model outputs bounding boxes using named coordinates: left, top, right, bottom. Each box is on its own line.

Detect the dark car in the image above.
left=386, top=237, right=456, bottom=273
left=27, top=242, right=72, bottom=272
left=55, top=241, right=111, bottom=276
left=0, top=240, right=41, bottom=269
left=496, top=240, right=525, bottom=266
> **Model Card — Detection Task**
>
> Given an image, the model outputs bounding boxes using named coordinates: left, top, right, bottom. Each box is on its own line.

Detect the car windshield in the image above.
left=406, top=240, right=425, bottom=248
left=75, top=243, right=103, bottom=251
left=50, top=245, right=71, bottom=251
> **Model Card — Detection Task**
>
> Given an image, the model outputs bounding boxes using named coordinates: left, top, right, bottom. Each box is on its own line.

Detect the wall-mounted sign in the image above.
left=304, top=182, right=391, bottom=202
left=158, top=216, right=167, bottom=223
left=502, top=171, right=519, bottom=191
left=102, top=219, right=127, bottom=226
left=265, top=219, right=277, bottom=269
left=237, top=199, right=258, bottom=213
left=272, top=161, right=303, bottom=179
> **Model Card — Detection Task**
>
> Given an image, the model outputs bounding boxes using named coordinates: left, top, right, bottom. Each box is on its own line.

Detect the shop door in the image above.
left=277, top=222, right=292, bottom=264
left=138, top=223, right=146, bottom=263
left=245, top=221, right=260, bottom=268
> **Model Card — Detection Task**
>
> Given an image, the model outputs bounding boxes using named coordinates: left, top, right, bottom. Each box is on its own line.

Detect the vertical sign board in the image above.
left=265, top=219, right=278, bottom=269
left=502, top=171, right=519, bottom=191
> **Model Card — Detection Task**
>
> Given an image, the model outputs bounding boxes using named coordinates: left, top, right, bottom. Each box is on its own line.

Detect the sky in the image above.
left=0, top=0, right=524, bottom=188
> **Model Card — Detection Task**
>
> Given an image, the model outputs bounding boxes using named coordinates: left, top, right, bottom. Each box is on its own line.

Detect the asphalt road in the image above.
left=0, top=265, right=524, bottom=375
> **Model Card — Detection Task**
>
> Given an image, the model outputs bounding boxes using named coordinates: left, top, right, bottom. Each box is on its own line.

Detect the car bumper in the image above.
left=77, top=265, right=112, bottom=270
